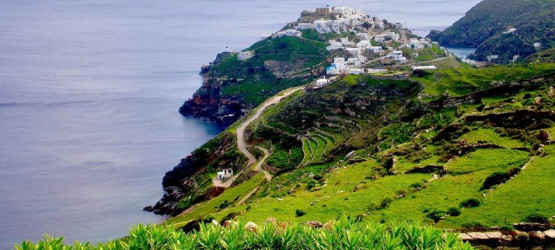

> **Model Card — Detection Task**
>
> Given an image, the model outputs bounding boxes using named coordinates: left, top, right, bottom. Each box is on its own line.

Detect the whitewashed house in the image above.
left=346, top=47, right=362, bottom=56
left=340, top=37, right=355, bottom=46
left=326, top=40, right=343, bottom=51
left=534, top=42, right=542, bottom=48
left=238, top=51, right=254, bottom=60
left=356, top=40, right=370, bottom=49
left=273, top=29, right=301, bottom=38
left=295, top=23, right=313, bottom=30
left=348, top=68, right=364, bottom=75
left=368, top=46, right=383, bottom=53
left=388, top=50, right=406, bottom=63
left=412, top=65, right=437, bottom=71
left=315, top=76, right=331, bottom=88
left=327, top=58, right=348, bottom=75
left=410, top=38, right=424, bottom=49
left=357, top=32, right=370, bottom=41
left=314, top=20, right=332, bottom=33
left=347, top=56, right=367, bottom=67
left=386, top=31, right=400, bottom=41
left=217, top=168, right=233, bottom=180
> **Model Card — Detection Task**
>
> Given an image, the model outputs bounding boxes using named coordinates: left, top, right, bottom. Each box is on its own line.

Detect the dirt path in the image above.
left=236, top=87, right=302, bottom=166
left=254, top=146, right=272, bottom=181
left=236, top=187, right=260, bottom=205
left=213, top=87, right=301, bottom=188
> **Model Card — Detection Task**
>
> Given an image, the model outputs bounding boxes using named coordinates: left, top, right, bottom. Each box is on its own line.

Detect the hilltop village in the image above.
left=235, top=6, right=447, bottom=89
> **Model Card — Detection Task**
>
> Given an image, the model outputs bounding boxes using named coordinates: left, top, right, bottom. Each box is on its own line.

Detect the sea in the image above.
left=0, top=0, right=480, bottom=247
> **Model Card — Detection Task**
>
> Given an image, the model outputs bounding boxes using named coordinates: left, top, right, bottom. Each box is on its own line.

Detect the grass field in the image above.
left=166, top=173, right=266, bottom=227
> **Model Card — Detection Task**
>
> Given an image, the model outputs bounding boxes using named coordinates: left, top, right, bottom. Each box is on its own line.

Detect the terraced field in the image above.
left=300, top=131, right=337, bottom=165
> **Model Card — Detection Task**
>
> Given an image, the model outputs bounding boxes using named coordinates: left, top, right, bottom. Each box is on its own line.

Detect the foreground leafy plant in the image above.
left=16, top=218, right=474, bottom=249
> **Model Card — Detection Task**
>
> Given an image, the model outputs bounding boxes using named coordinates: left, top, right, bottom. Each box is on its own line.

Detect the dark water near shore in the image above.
left=0, top=0, right=479, bottom=247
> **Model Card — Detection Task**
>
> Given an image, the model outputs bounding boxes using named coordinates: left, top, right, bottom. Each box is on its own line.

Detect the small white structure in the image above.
left=346, top=47, right=362, bottom=56
left=273, top=29, right=301, bottom=38
left=388, top=50, right=406, bottom=62
left=410, top=38, right=424, bottom=49
left=412, top=65, right=437, bottom=71
left=326, top=40, right=343, bottom=51
left=356, top=32, right=370, bottom=41
left=295, top=23, right=313, bottom=30
left=534, top=42, right=542, bottom=48
left=217, top=168, right=233, bottom=180
left=238, top=51, right=254, bottom=60
left=368, top=46, right=383, bottom=53
left=348, top=68, right=364, bottom=75
left=503, top=28, right=517, bottom=34
left=315, top=76, right=331, bottom=88
left=327, top=58, right=348, bottom=75
left=347, top=56, right=367, bottom=67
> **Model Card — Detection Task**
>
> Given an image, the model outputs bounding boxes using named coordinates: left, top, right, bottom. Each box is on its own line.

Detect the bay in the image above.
left=0, top=0, right=480, bottom=247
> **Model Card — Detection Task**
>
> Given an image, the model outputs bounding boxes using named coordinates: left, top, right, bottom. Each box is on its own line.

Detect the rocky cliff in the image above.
left=427, top=0, right=554, bottom=63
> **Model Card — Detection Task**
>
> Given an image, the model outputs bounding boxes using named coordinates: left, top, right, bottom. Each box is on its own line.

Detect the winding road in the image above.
left=212, top=87, right=302, bottom=187
left=236, top=87, right=302, bottom=178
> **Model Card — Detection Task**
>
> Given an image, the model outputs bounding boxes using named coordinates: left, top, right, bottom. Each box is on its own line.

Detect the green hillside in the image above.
left=428, top=0, right=555, bottom=63
left=164, top=63, right=555, bottom=234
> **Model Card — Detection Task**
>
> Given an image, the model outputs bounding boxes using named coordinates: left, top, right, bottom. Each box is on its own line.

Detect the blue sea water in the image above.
left=0, top=0, right=480, bottom=247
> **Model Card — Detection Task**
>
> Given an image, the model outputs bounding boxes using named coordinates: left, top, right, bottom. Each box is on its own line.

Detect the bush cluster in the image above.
left=16, top=219, right=473, bottom=250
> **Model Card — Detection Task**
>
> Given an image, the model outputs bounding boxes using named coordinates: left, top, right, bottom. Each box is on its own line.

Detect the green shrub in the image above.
left=460, top=198, right=481, bottom=208
left=16, top=219, right=474, bottom=250
left=379, top=198, right=394, bottom=209
left=447, top=207, right=461, bottom=216
left=426, top=210, right=446, bottom=222
left=295, top=209, right=306, bottom=217
left=523, top=213, right=549, bottom=224
left=461, top=221, right=486, bottom=229
left=481, top=167, right=521, bottom=190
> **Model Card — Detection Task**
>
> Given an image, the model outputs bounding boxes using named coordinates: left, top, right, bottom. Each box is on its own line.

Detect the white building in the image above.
left=238, top=51, right=254, bottom=60
left=534, top=42, right=542, bottom=48
left=315, top=76, right=331, bottom=88
left=332, top=7, right=356, bottom=18
left=273, top=29, right=301, bottom=38
left=327, top=40, right=343, bottom=51
left=388, top=50, right=406, bottom=62
left=412, top=65, right=437, bottom=71
left=410, top=38, right=424, bottom=49
left=503, top=28, right=517, bottom=34
left=347, top=56, right=367, bottom=67
left=217, top=168, right=233, bottom=180
left=348, top=68, right=364, bottom=75
left=327, top=58, right=348, bottom=75
left=356, top=40, right=370, bottom=49
left=357, top=32, right=370, bottom=41
left=346, top=47, right=362, bottom=56
left=295, top=23, right=313, bottom=30
left=368, top=46, right=383, bottom=53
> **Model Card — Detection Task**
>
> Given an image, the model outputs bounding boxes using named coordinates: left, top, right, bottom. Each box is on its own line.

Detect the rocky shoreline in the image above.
left=178, top=52, right=249, bottom=125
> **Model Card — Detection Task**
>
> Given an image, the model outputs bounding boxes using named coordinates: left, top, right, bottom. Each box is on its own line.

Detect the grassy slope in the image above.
left=413, top=63, right=555, bottom=97
left=441, top=144, right=555, bottom=228
left=167, top=63, right=554, bottom=231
